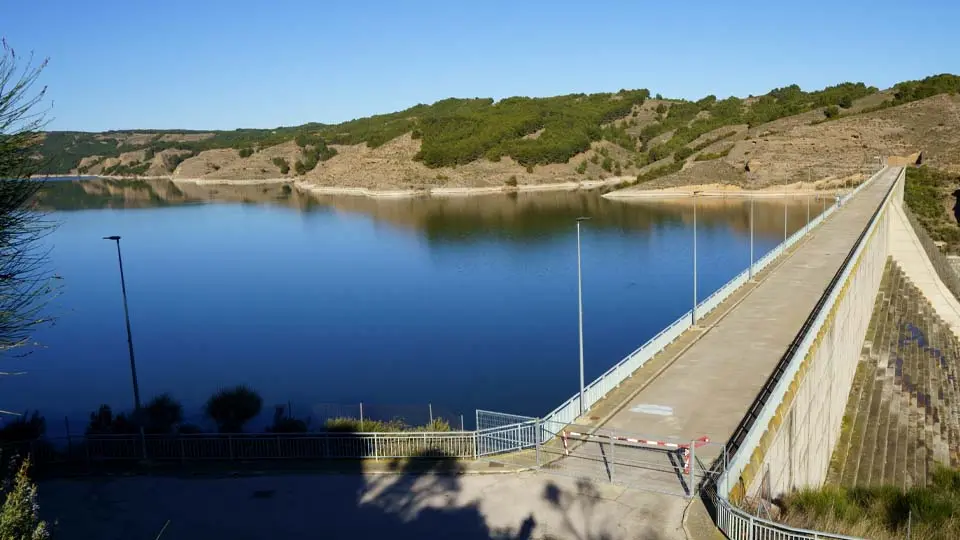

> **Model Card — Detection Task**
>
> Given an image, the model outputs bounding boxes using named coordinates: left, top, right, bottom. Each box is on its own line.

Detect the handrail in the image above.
left=714, top=493, right=865, bottom=540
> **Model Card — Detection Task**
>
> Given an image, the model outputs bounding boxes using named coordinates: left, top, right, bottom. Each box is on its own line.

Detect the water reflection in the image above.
left=37, top=178, right=824, bottom=243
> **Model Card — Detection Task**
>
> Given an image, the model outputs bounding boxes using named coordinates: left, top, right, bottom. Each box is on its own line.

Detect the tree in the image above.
left=838, top=95, right=853, bottom=109
left=675, top=147, right=695, bottom=161
left=143, top=393, right=183, bottom=434
left=1, top=40, right=57, bottom=356
left=0, top=458, right=49, bottom=540
left=205, top=385, right=262, bottom=433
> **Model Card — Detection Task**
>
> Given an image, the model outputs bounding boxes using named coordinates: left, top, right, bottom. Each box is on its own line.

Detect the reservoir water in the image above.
left=5, top=179, right=822, bottom=432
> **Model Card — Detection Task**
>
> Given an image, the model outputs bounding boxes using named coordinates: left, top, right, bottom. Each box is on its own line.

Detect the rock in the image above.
left=745, top=159, right=762, bottom=173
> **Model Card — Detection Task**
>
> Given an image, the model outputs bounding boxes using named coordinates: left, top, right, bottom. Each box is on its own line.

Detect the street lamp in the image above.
left=576, top=217, right=591, bottom=416
left=692, top=191, right=702, bottom=325
left=103, top=236, right=142, bottom=414
left=748, top=196, right=755, bottom=280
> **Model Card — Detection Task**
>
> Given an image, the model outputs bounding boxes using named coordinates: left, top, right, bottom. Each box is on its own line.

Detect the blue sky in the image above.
left=5, top=0, right=959, bottom=131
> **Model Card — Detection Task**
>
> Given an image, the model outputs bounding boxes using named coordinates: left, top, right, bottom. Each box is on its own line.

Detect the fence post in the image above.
left=460, top=414, right=464, bottom=431
left=359, top=402, right=364, bottom=430
left=475, top=410, right=480, bottom=431
left=609, top=438, right=616, bottom=483
left=179, top=437, right=185, bottom=464
left=228, top=435, right=234, bottom=461
left=429, top=403, right=433, bottom=425
left=722, top=444, right=728, bottom=497
left=516, top=422, right=521, bottom=451
left=276, top=434, right=282, bottom=458
left=535, top=418, right=541, bottom=467
left=688, top=440, right=696, bottom=498
left=748, top=515, right=755, bottom=540
left=373, top=432, right=379, bottom=461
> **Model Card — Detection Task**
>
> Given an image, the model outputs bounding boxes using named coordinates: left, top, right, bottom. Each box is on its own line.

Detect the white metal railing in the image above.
left=539, top=168, right=884, bottom=432
left=714, top=494, right=864, bottom=540
left=22, top=431, right=480, bottom=462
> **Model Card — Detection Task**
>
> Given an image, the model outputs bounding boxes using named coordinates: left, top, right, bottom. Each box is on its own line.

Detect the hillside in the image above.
left=35, top=74, right=960, bottom=194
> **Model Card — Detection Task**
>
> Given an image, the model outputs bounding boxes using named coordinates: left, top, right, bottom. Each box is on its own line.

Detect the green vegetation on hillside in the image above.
left=34, top=74, right=960, bottom=177
left=779, top=467, right=960, bottom=539
left=904, top=165, right=960, bottom=251
left=639, top=82, right=877, bottom=165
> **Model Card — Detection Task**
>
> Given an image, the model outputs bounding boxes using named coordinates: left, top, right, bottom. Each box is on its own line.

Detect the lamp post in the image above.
left=749, top=196, right=755, bottom=280
left=692, top=191, right=702, bottom=325
left=103, top=236, right=142, bottom=414
left=576, top=217, right=591, bottom=416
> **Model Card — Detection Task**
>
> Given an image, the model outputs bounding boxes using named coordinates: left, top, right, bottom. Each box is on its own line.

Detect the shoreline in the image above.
left=603, top=181, right=852, bottom=200
left=40, top=173, right=854, bottom=200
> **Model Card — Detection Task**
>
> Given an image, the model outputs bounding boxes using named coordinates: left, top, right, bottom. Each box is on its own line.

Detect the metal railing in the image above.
left=714, top=495, right=864, bottom=540
left=474, top=410, right=538, bottom=457
left=13, top=431, right=480, bottom=463
left=901, top=204, right=960, bottom=301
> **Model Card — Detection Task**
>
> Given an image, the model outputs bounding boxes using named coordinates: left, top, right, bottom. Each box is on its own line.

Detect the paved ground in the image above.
left=889, top=201, right=960, bottom=339
left=39, top=469, right=690, bottom=540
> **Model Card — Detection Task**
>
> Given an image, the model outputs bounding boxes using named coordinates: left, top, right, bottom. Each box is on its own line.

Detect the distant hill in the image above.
left=35, top=74, right=960, bottom=193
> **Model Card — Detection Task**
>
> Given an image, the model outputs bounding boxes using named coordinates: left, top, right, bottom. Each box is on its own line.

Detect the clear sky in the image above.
left=5, top=0, right=959, bottom=132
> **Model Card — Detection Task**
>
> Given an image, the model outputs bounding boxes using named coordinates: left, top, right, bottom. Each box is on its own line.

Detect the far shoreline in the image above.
left=36, top=173, right=851, bottom=200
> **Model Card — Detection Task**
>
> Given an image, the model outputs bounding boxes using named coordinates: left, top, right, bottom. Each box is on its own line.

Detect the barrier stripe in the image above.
left=561, top=431, right=709, bottom=473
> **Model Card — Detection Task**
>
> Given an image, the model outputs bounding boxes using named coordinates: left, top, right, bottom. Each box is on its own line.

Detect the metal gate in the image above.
left=538, top=421, right=722, bottom=498
left=475, top=409, right=538, bottom=458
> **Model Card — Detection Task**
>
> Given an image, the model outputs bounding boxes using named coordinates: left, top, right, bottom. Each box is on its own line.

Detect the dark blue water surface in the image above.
left=5, top=180, right=820, bottom=431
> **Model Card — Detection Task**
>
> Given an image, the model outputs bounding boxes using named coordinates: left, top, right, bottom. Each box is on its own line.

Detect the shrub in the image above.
left=505, top=175, right=518, bottom=187
left=655, top=103, right=667, bottom=114
left=576, top=160, right=587, bottom=174
left=294, top=160, right=307, bottom=175
left=143, top=393, right=183, bottom=434
left=601, top=157, right=613, bottom=172
left=281, top=184, right=292, bottom=195
left=272, top=157, right=290, bottom=175
left=86, top=405, right=137, bottom=435
left=614, top=164, right=622, bottom=176
left=238, top=147, right=254, bottom=158
left=411, top=129, right=422, bottom=140
left=838, top=95, right=853, bottom=109
left=325, top=417, right=407, bottom=433
left=675, top=147, right=695, bottom=161
left=525, top=164, right=534, bottom=174
left=823, top=106, right=840, bottom=119
left=590, top=154, right=599, bottom=164
left=266, top=406, right=308, bottom=433
left=204, top=385, right=263, bottom=433
left=0, top=458, right=49, bottom=540
left=0, top=412, right=45, bottom=443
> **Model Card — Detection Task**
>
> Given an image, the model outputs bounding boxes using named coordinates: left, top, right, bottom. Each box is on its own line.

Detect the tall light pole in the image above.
left=576, top=217, right=591, bottom=416
left=103, top=236, right=142, bottom=414
left=749, top=196, right=755, bottom=280
left=782, top=182, right=788, bottom=254
left=692, top=191, right=702, bottom=325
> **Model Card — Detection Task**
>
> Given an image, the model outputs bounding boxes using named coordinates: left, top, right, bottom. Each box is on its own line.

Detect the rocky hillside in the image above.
left=36, top=74, right=960, bottom=192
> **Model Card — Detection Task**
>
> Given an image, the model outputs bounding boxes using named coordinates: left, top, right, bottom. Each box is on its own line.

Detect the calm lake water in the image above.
left=4, top=179, right=823, bottom=432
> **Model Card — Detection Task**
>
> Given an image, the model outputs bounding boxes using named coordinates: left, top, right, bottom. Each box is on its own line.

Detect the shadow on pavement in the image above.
left=36, top=449, right=637, bottom=540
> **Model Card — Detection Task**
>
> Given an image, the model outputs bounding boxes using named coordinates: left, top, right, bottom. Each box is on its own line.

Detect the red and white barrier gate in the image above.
left=561, top=430, right=709, bottom=474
